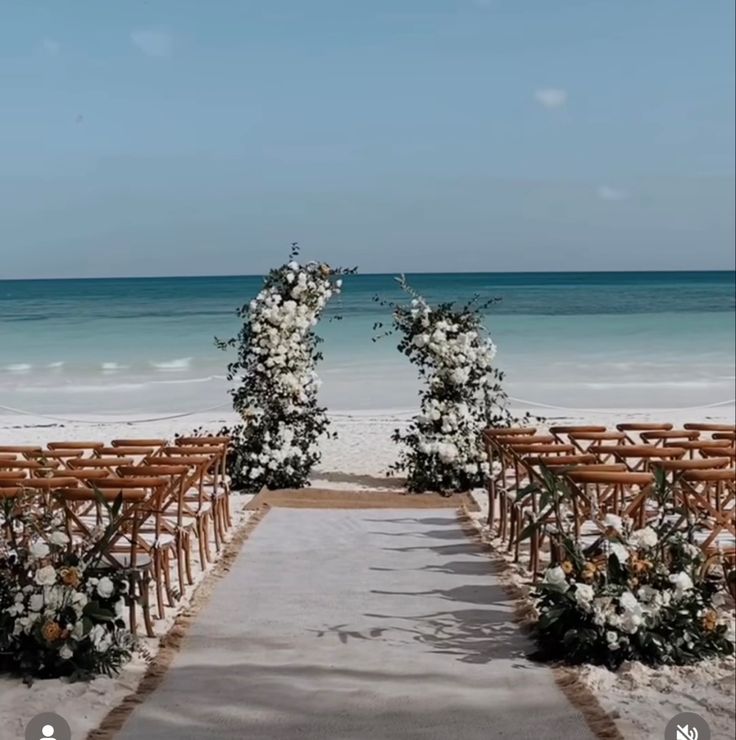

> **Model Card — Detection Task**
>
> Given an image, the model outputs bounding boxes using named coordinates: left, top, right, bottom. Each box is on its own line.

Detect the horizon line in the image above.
left=2, top=268, right=735, bottom=282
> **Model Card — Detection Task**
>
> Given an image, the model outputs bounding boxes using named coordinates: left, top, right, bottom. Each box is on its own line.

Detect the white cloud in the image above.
left=131, top=29, right=173, bottom=58
left=534, top=88, right=567, bottom=108
left=597, top=185, right=629, bottom=201
left=39, top=38, right=60, bottom=56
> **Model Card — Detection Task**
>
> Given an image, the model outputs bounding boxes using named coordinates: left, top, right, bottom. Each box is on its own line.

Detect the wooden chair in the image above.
left=640, top=430, right=700, bottom=447
left=53, top=486, right=156, bottom=637
left=93, top=476, right=177, bottom=620
left=119, top=464, right=197, bottom=591
left=616, top=422, right=673, bottom=444
left=590, top=444, right=686, bottom=471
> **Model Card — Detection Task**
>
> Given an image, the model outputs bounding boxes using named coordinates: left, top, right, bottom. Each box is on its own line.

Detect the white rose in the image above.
left=97, top=577, right=115, bottom=599
left=30, top=541, right=50, bottom=559
left=29, top=594, right=44, bottom=612
left=574, top=584, right=595, bottom=611
left=619, top=590, right=639, bottom=612
left=630, top=526, right=657, bottom=549
left=669, top=571, right=694, bottom=595
left=34, top=565, right=57, bottom=586
left=543, top=566, right=568, bottom=591
left=49, top=531, right=69, bottom=547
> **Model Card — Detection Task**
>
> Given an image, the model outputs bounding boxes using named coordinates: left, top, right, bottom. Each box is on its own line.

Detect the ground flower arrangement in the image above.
left=378, top=276, right=517, bottom=493
left=532, top=515, right=735, bottom=669
left=214, top=245, right=356, bottom=491
left=0, top=492, right=135, bottom=683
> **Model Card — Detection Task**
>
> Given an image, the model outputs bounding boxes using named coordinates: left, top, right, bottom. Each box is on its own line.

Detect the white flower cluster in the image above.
left=540, top=523, right=734, bottom=659
left=227, top=258, right=343, bottom=489
left=394, top=292, right=502, bottom=491
left=1, top=520, right=131, bottom=675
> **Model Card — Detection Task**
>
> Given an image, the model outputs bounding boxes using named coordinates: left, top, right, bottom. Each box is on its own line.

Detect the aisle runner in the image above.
left=116, top=507, right=595, bottom=739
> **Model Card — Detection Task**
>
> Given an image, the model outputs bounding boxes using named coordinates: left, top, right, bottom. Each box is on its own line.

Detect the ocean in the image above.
left=1, top=271, right=734, bottom=416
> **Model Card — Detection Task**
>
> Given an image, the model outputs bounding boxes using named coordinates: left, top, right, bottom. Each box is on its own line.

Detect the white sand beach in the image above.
left=0, top=404, right=734, bottom=739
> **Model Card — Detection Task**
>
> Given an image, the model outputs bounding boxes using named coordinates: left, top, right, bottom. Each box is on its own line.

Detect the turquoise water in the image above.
left=1, top=272, right=734, bottom=413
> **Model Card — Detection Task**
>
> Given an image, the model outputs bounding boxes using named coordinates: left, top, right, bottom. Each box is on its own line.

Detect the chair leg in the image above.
left=176, top=531, right=186, bottom=594
left=212, top=501, right=222, bottom=552
left=506, top=507, right=516, bottom=553
left=203, top=514, right=213, bottom=563
left=140, top=572, right=155, bottom=638
left=153, top=550, right=166, bottom=619
left=197, top=517, right=208, bottom=568
left=183, top=531, right=194, bottom=585
left=127, top=573, right=138, bottom=636
left=487, top=485, right=495, bottom=529
left=162, top=549, right=176, bottom=607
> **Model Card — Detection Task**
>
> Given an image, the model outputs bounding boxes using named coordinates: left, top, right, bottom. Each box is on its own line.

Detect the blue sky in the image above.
left=1, top=0, right=734, bottom=278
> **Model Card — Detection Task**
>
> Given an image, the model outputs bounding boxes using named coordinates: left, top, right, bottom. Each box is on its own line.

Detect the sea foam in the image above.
left=151, top=357, right=192, bottom=371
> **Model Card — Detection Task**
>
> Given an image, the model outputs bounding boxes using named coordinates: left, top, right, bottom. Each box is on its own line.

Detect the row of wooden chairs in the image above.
left=483, top=423, right=736, bottom=582
left=0, top=436, right=231, bottom=637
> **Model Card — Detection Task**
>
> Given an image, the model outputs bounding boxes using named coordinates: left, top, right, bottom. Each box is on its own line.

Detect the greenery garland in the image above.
left=377, top=276, right=518, bottom=493
left=216, top=245, right=355, bottom=491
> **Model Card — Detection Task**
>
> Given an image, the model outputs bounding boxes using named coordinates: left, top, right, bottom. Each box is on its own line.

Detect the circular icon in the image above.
left=25, top=712, right=71, bottom=740
left=665, top=712, right=711, bottom=740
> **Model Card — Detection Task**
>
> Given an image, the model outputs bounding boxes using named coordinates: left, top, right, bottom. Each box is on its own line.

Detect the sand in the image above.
left=0, top=405, right=734, bottom=739
left=114, top=507, right=596, bottom=740
left=464, top=490, right=736, bottom=740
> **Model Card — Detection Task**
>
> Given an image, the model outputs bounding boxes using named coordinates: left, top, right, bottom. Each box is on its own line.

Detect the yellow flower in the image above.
left=561, top=560, right=574, bottom=575
left=581, top=563, right=598, bottom=583
left=702, top=610, right=718, bottom=632
left=41, top=621, right=62, bottom=643
left=633, top=559, right=652, bottom=574
left=60, top=567, right=81, bottom=588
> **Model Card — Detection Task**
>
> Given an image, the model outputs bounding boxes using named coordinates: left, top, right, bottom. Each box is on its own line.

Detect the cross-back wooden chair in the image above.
left=564, top=469, right=655, bottom=529
left=53, top=486, right=156, bottom=637
left=677, top=468, right=736, bottom=556
left=663, top=439, right=732, bottom=460
left=615, top=422, right=673, bottom=445
left=590, top=444, right=686, bottom=471
left=640, top=430, right=700, bottom=448
left=119, top=463, right=197, bottom=590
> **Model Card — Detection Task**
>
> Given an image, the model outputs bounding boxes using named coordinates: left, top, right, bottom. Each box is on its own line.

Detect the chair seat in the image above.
left=99, top=552, right=153, bottom=569
left=693, top=529, right=736, bottom=548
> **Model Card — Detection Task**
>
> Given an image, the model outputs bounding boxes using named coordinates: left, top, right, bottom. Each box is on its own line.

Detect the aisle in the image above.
left=116, top=507, right=595, bottom=739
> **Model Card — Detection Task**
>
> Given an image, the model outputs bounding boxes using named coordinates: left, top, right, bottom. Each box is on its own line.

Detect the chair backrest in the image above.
left=17, top=477, right=81, bottom=490
left=69, top=457, right=134, bottom=469
left=0, top=459, right=60, bottom=471
left=176, top=436, right=230, bottom=445
left=523, top=454, right=598, bottom=467
left=492, top=434, right=555, bottom=446
left=98, top=446, right=156, bottom=457
left=684, top=423, right=736, bottom=432
left=509, top=443, right=576, bottom=455
left=616, top=422, right=674, bottom=431
left=47, top=441, right=104, bottom=451
left=483, top=427, right=538, bottom=438
left=654, top=457, right=731, bottom=471
left=111, top=438, right=167, bottom=448
left=549, top=425, right=608, bottom=434
left=701, top=445, right=736, bottom=459
left=640, top=430, right=700, bottom=445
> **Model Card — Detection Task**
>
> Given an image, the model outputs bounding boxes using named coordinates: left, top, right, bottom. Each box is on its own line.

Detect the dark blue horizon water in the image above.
left=1, top=271, right=734, bottom=412
left=2, top=270, right=734, bottom=320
